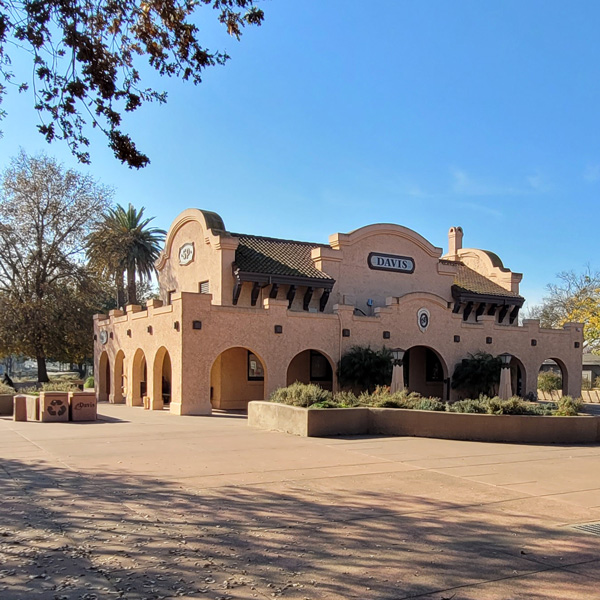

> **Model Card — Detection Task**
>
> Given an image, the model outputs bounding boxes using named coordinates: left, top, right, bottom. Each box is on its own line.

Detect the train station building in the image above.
left=93, top=209, right=583, bottom=415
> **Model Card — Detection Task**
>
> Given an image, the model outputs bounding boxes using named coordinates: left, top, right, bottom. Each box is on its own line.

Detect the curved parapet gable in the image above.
left=156, top=208, right=232, bottom=271
left=330, top=223, right=443, bottom=258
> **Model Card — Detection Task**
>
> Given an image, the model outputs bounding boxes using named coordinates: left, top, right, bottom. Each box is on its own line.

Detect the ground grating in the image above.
left=572, top=522, right=600, bottom=536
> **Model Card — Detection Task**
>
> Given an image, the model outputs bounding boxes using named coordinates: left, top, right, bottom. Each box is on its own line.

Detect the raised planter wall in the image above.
left=249, top=402, right=600, bottom=444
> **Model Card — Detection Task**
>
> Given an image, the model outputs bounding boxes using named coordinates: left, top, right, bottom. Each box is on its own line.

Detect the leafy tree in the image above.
left=0, top=151, right=111, bottom=381
left=537, top=370, right=562, bottom=393
left=87, top=203, right=165, bottom=306
left=528, top=268, right=600, bottom=353
left=0, top=1, right=265, bottom=168
left=337, top=346, right=393, bottom=394
left=451, top=352, right=501, bottom=398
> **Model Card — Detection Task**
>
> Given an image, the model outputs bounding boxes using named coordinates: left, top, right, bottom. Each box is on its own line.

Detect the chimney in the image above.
left=448, top=226, right=463, bottom=260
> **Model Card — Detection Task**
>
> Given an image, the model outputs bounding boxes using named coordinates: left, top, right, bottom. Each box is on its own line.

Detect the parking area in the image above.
left=1, top=403, right=600, bottom=599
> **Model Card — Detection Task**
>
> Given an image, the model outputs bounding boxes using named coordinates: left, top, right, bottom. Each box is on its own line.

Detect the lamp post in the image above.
left=390, top=348, right=406, bottom=393
left=391, top=348, right=405, bottom=366
left=498, top=353, right=512, bottom=399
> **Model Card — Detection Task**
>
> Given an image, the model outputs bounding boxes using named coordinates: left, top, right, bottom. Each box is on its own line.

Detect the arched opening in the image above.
left=152, top=347, right=172, bottom=409
left=113, top=350, right=126, bottom=404
left=210, top=347, right=266, bottom=410
left=131, top=349, right=147, bottom=407
left=538, top=357, right=568, bottom=398
left=404, top=346, right=447, bottom=399
left=509, top=355, right=526, bottom=398
left=98, top=351, right=110, bottom=402
left=286, top=349, right=334, bottom=391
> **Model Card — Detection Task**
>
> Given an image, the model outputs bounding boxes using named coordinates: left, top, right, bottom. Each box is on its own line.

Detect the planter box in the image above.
left=69, top=391, right=97, bottom=421
left=248, top=402, right=369, bottom=437
left=25, top=395, right=40, bottom=421
left=39, top=392, right=69, bottom=422
left=249, top=402, right=600, bottom=444
left=0, top=393, right=14, bottom=416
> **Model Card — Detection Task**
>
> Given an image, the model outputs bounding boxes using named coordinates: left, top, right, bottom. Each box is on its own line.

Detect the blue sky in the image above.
left=1, top=0, right=599, bottom=308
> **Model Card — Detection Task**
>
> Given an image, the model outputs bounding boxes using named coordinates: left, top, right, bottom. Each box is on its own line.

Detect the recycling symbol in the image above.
left=47, top=399, right=67, bottom=417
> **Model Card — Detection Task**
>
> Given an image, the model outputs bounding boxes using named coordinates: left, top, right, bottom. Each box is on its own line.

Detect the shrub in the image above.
left=448, top=397, right=489, bottom=414
left=84, top=376, right=95, bottom=389
left=0, top=381, right=15, bottom=394
left=269, top=382, right=332, bottom=407
left=537, top=371, right=562, bottom=393
left=554, top=395, right=583, bottom=416
left=451, top=352, right=501, bottom=397
left=594, top=377, right=600, bottom=390
left=332, top=391, right=360, bottom=407
left=413, top=398, right=446, bottom=411
left=40, top=381, right=80, bottom=392
left=337, top=346, right=393, bottom=393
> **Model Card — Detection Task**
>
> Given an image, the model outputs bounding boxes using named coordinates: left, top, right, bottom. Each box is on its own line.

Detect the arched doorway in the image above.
left=404, top=346, right=447, bottom=399
left=131, top=349, right=147, bottom=407
left=509, top=355, right=526, bottom=398
left=98, top=351, right=110, bottom=402
left=538, top=357, right=568, bottom=398
left=112, top=350, right=126, bottom=404
left=153, top=347, right=172, bottom=409
left=210, top=347, right=266, bottom=410
left=287, top=350, right=334, bottom=391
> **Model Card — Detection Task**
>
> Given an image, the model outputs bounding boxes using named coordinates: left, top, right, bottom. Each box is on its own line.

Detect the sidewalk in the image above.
left=1, top=403, right=599, bottom=599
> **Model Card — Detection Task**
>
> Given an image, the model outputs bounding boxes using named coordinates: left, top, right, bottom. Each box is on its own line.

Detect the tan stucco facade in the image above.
left=94, top=209, right=583, bottom=415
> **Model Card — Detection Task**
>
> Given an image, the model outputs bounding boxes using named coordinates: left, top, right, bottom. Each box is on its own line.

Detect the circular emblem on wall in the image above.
left=417, top=308, right=430, bottom=333
left=99, top=330, right=108, bottom=345
left=178, top=242, right=195, bottom=266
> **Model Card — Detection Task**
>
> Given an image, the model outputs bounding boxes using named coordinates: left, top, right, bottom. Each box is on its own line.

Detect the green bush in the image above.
left=40, top=381, right=80, bottom=392
left=413, top=398, right=446, bottom=411
left=0, top=381, right=15, bottom=394
left=269, top=382, right=332, bottom=407
left=537, top=371, right=562, bottom=393
left=448, top=395, right=553, bottom=416
left=337, top=346, right=393, bottom=393
left=554, top=395, right=583, bottom=416
left=84, top=376, right=95, bottom=389
left=331, top=391, right=360, bottom=407
left=451, top=352, right=501, bottom=397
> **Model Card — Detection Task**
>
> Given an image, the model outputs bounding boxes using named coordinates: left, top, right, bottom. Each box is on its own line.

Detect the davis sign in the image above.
left=368, top=252, right=415, bottom=273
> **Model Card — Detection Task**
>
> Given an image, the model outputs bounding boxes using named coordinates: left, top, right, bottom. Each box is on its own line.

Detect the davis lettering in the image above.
left=75, top=402, right=95, bottom=410
left=368, top=252, right=415, bottom=274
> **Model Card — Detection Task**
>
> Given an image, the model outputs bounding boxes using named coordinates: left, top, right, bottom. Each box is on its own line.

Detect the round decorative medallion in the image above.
left=178, top=242, right=194, bottom=265
left=417, top=308, right=430, bottom=333
left=99, top=330, right=108, bottom=345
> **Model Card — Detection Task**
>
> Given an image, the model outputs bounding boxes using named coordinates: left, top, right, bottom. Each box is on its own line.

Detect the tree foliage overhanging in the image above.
left=0, top=0, right=265, bottom=168
left=337, top=346, right=393, bottom=394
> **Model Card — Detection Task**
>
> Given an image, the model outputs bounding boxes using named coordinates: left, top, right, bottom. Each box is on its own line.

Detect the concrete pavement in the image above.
left=1, top=403, right=600, bottom=599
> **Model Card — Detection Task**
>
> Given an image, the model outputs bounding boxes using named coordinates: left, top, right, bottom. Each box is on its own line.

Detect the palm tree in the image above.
left=87, top=204, right=166, bottom=307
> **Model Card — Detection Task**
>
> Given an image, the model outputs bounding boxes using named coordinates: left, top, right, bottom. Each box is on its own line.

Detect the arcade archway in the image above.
left=286, top=349, right=335, bottom=391
left=403, top=346, right=448, bottom=399
left=210, top=347, right=266, bottom=410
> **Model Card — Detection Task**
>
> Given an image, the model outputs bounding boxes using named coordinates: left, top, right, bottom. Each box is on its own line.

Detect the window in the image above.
left=248, top=351, right=264, bottom=381
left=310, top=351, right=332, bottom=381
left=200, top=281, right=210, bottom=294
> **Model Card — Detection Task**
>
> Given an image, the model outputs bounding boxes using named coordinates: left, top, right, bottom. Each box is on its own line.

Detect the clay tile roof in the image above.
left=232, top=234, right=334, bottom=281
left=453, top=264, right=523, bottom=299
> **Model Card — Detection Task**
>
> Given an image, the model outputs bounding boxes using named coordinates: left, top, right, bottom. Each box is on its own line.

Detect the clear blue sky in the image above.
left=1, top=0, right=599, bottom=309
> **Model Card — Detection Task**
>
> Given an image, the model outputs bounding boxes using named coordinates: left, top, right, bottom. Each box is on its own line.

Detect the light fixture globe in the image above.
left=391, top=348, right=405, bottom=364
left=498, top=352, right=512, bottom=367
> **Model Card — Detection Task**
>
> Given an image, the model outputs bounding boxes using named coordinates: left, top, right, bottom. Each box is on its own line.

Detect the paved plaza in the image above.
left=1, top=404, right=600, bottom=600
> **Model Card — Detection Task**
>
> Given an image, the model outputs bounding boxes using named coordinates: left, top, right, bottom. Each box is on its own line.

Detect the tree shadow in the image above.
left=0, top=457, right=598, bottom=599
